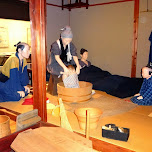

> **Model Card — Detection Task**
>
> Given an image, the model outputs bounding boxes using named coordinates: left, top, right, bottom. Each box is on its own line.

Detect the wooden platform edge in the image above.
left=0, top=121, right=135, bottom=152
left=0, top=106, right=21, bottom=121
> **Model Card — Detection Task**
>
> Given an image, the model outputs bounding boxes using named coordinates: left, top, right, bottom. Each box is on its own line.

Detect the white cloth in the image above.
left=63, top=73, right=79, bottom=88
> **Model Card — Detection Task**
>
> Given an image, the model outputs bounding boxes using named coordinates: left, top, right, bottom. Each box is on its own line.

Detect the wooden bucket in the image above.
left=74, top=108, right=102, bottom=130
left=57, top=81, right=92, bottom=103
left=0, top=115, right=11, bottom=138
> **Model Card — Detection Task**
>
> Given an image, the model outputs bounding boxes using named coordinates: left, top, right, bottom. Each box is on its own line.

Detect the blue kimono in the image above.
left=0, top=53, right=29, bottom=102
left=131, top=77, right=152, bottom=105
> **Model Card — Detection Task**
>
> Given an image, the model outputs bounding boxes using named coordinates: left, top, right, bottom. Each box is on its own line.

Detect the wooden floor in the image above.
left=1, top=91, right=152, bottom=152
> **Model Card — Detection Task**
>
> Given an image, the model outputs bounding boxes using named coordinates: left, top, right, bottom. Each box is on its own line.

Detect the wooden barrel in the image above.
left=57, top=81, right=92, bottom=103
left=0, top=115, right=11, bottom=138
left=74, top=108, right=102, bottom=130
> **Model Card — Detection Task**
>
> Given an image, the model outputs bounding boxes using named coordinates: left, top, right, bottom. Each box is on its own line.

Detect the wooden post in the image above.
left=29, top=0, right=47, bottom=122
left=69, top=0, right=71, bottom=11
left=85, top=110, right=90, bottom=139
left=86, top=0, right=88, bottom=9
left=62, top=0, right=64, bottom=10
left=131, top=0, right=139, bottom=77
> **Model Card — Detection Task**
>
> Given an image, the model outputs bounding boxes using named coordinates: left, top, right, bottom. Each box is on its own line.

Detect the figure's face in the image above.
left=81, top=52, right=88, bottom=61
left=62, top=38, right=72, bottom=46
left=142, top=67, right=151, bottom=79
left=20, top=44, right=30, bottom=59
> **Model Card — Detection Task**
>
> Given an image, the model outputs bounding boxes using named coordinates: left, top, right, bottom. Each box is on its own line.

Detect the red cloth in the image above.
left=124, top=99, right=131, bottom=102
left=22, top=97, right=49, bottom=105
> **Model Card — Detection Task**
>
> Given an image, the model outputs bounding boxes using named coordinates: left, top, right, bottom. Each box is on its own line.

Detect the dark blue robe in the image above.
left=131, top=77, right=152, bottom=105
left=0, top=53, right=29, bottom=102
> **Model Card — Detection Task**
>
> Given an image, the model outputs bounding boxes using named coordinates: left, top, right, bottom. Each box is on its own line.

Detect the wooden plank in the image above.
left=0, top=109, right=17, bottom=121
left=29, top=0, right=47, bottom=121
left=0, top=106, right=21, bottom=115
left=16, top=109, right=41, bottom=131
left=0, top=106, right=20, bottom=121
left=11, top=127, right=93, bottom=152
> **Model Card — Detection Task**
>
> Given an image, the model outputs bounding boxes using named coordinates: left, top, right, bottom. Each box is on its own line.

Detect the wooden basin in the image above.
left=0, top=115, right=11, bottom=138
left=74, top=108, right=102, bottom=130
left=57, top=81, right=92, bottom=103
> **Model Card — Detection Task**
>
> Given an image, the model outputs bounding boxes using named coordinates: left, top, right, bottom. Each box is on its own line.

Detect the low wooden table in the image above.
left=0, top=102, right=135, bottom=152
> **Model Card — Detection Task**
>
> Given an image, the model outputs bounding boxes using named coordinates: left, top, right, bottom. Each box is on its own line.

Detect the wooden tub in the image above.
left=57, top=81, right=92, bottom=103
left=0, top=115, right=11, bottom=138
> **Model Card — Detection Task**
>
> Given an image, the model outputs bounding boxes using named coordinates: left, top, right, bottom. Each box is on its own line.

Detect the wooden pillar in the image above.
left=62, top=0, right=64, bottom=10
left=69, top=0, right=71, bottom=11
left=131, top=0, right=139, bottom=77
left=29, top=0, right=47, bottom=122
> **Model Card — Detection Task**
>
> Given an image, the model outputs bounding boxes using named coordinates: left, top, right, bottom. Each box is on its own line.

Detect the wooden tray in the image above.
left=11, top=127, right=93, bottom=152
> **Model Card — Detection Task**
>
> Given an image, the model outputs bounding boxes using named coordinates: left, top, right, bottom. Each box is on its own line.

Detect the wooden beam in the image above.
left=88, top=0, right=133, bottom=7
left=0, top=106, right=20, bottom=121
left=52, top=0, right=133, bottom=10
left=131, top=0, right=139, bottom=77
left=29, top=0, right=47, bottom=122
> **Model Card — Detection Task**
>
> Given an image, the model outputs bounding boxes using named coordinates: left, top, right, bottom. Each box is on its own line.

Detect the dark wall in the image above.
left=0, top=0, right=29, bottom=21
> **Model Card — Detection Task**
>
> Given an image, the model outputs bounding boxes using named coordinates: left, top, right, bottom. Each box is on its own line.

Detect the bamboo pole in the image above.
left=85, top=110, right=90, bottom=139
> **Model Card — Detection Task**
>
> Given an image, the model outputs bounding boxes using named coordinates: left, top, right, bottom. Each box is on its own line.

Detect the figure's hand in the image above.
left=134, top=93, right=140, bottom=97
left=76, top=66, right=80, bottom=75
left=60, top=71, right=64, bottom=75
left=79, top=66, right=82, bottom=69
left=24, top=86, right=30, bottom=93
left=17, top=91, right=25, bottom=98
left=63, top=67, right=69, bottom=74
left=137, top=96, right=143, bottom=100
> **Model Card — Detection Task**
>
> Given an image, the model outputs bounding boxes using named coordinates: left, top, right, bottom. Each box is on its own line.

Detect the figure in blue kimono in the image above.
left=0, top=42, right=30, bottom=102
left=131, top=66, right=152, bottom=105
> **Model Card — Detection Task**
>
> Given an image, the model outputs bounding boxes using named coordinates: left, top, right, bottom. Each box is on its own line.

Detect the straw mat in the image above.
left=49, top=91, right=137, bottom=118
